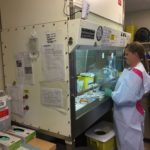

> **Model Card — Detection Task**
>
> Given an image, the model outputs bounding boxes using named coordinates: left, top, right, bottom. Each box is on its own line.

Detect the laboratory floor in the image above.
left=37, top=130, right=150, bottom=150
left=58, top=141, right=150, bottom=150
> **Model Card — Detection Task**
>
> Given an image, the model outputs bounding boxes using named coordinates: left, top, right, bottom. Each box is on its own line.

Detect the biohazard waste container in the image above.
left=85, top=121, right=116, bottom=150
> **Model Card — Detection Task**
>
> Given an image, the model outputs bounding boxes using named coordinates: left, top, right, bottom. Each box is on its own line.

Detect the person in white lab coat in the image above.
left=105, top=41, right=150, bottom=150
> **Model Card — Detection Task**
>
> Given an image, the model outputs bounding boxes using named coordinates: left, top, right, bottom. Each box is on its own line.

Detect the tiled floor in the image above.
left=145, top=142, right=150, bottom=150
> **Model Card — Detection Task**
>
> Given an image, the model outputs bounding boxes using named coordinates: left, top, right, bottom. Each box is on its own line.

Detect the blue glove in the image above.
left=104, top=88, right=112, bottom=97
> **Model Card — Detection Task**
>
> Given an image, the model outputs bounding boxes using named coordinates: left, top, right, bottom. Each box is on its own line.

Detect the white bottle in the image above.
left=81, top=0, right=90, bottom=19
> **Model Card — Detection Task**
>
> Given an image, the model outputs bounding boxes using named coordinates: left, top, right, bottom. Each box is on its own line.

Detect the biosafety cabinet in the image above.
left=68, top=19, right=130, bottom=138
left=1, top=19, right=130, bottom=146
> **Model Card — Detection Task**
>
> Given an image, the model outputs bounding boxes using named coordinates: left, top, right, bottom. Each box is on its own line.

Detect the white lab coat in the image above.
left=112, top=62, right=150, bottom=150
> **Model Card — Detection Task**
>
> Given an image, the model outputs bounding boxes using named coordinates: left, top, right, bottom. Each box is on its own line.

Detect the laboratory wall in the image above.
left=74, top=0, right=124, bottom=25
left=0, top=0, right=68, bottom=29
left=0, top=0, right=71, bottom=139
left=0, top=0, right=124, bottom=30
left=125, top=10, right=150, bottom=29
left=0, top=14, right=4, bottom=90
left=0, top=45, right=4, bottom=90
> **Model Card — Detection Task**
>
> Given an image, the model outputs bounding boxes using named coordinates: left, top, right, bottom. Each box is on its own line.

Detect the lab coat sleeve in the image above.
left=112, top=71, right=143, bottom=106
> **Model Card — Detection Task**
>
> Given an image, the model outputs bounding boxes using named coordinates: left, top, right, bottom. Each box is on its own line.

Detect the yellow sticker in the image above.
left=110, top=34, right=115, bottom=40
left=24, top=89, right=29, bottom=93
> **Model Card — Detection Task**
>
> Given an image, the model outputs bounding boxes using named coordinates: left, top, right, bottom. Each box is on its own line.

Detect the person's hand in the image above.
left=104, top=88, right=112, bottom=97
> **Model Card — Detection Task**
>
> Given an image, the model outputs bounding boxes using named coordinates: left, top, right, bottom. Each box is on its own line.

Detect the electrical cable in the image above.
left=63, top=0, right=82, bottom=17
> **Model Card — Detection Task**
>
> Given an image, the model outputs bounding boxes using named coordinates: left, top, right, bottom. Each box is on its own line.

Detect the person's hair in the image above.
left=125, top=41, right=149, bottom=72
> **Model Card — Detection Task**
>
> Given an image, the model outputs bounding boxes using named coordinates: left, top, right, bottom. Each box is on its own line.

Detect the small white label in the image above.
left=102, top=53, right=105, bottom=59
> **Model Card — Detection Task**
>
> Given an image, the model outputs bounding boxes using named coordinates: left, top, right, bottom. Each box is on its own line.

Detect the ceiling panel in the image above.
left=125, top=0, right=150, bottom=13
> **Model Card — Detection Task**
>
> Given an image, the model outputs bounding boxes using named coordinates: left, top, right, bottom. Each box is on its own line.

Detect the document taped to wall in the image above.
left=46, top=32, right=56, bottom=44
left=41, top=44, right=65, bottom=81
left=15, top=52, right=33, bottom=85
left=45, top=30, right=62, bottom=44
left=40, top=87, right=64, bottom=108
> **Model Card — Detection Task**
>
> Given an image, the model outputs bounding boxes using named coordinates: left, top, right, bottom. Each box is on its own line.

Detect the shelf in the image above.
left=75, top=98, right=112, bottom=138
left=77, top=85, right=98, bottom=96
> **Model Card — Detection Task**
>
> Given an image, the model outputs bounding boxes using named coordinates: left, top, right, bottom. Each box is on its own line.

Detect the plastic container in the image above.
left=77, top=76, right=94, bottom=90
left=85, top=121, right=116, bottom=150
left=0, top=97, right=11, bottom=131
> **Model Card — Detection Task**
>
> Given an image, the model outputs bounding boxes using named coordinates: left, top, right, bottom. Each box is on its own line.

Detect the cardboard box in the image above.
left=28, top=138, right=56, bottom=150
left=0, top=132, right=21, bottom=150
left=6, top=125, right=36, bottom=143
